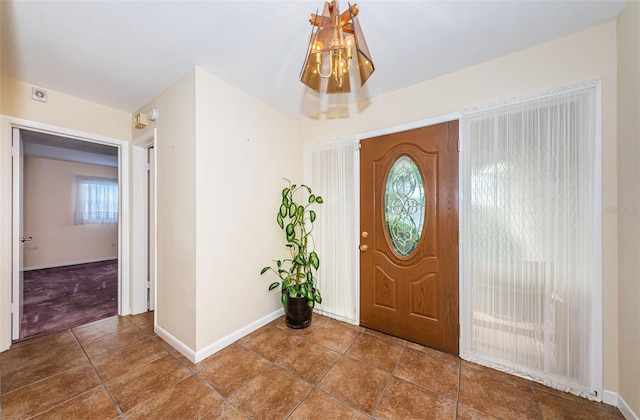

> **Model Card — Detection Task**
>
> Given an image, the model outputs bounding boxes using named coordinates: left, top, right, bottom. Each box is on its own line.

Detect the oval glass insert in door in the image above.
left=384, top=155, right=425, bottom=257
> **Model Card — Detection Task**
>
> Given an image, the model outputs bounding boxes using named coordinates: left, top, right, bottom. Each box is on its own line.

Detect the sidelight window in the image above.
left=460, top=82, right=601, bottom=398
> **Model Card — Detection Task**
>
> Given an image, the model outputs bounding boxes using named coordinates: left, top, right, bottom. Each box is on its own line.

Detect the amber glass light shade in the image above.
left=300, top=1, right=374, bottom=94
left=350, top=8, right=374, bottom=86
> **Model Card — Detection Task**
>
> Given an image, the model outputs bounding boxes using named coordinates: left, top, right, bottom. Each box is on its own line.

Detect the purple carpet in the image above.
left=16, top=260, right=118, bottom=343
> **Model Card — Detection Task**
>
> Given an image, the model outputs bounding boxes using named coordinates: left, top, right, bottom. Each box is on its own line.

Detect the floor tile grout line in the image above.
left=282, top=327, right=374, bottom=419
left=69, top=328, right=125, bottom=418
left=309, top=323, right=437, bottom=418
left=109, top=315, right=205, bottom=410
left=316, top=328, right=385, bottom=418
left=97, top=348, right=196, bottom=419
left=391, top=372, right=461, bottom=404
left=455, top=358, right=462, bottom=419
left=6, top=357, right=121, bottom=413
left=188, top=345, right=271, bottom=420
left=190, top=369, right=251, bottom=419
left=113, top=352, right=193, bottom=416
left=241, top=321, right=331, bottom=418
left=71, top=316, right=143, bottom=351
left=26, top=384, right=111, bottom=420
left=282, top=379, right=315, bottom=420
left=530, top=381, right=545, bottom=420
left=0, top=330, right=83, bottom=397
left=239, top=319, right=375, bottom=418
left=370, top=338, right=409, bottom=417
left=371, top=342, right=461, bottom=406
left=125, top=347, right=249, bottom=420
left=458, top=363, right=543, bottom=419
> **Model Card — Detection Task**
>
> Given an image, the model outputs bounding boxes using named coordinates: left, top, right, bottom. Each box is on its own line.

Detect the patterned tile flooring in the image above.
left=0, top=312, right=625, bottom=419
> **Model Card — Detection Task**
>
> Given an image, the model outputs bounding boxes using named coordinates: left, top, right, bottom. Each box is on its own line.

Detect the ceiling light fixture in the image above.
left=300, top=1, right=374, bottom=94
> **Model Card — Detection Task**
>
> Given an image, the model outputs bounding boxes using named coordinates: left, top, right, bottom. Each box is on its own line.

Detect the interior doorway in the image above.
left=5, top=119, right=131, bottom=347
left=359, top=121, right=459, bottom=354
left=12, top=128, right=121, bottom=342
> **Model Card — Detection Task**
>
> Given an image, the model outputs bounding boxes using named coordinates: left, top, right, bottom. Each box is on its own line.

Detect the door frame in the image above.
left=0, top=116, right=131, bottom=350
left=11, top=128, right=24, bottom=340
left=353, top=112, right=462, bottom=327
left=131, top=129, right=157, bottom=314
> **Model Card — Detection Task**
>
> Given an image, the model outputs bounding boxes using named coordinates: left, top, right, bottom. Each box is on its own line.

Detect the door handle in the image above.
left=359, top=244, right=368, bottom=252
left=20, top=236, right=32, bottom=243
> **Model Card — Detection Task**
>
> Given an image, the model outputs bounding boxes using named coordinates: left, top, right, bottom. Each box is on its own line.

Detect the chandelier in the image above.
left=300, top=1, right=375, bottom=94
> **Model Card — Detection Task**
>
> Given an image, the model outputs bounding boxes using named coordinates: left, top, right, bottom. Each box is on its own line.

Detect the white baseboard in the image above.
left=153, top=308, right=284, bottom=364
left=603, top=390, right=639, bottom=420
left=603, top=390, right=618, bottom=405
left=24, top=257, right=117, bottom=271
left=618, top=395, right=639, bottom=420
left=154, top=324, right=197, bottom=363
left=194, top=308, right=284, bottom=363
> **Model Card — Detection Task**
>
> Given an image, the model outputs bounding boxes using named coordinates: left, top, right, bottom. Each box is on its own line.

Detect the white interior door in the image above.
left=11, top=128, right=25, bottom=340
left=148, top=146, right=156, bottom=311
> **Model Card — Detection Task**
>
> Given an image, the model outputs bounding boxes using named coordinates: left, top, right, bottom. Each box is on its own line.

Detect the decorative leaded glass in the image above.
left=384, top=155, right=425, bottom=257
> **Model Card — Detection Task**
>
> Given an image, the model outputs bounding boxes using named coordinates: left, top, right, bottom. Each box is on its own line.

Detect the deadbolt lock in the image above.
left=361, top=231, right=368, bottom=238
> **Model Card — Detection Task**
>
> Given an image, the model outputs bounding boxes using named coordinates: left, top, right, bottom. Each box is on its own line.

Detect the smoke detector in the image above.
left=148, top=107, right=159, bottom=121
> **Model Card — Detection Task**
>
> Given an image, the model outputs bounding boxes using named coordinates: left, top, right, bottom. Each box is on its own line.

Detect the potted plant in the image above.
left=261, top=179, right=323, bottom=329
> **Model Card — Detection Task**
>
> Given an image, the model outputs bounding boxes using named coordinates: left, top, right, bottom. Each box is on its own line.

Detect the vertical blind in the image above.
left=74, top=175, right=119, bottom=225
left=304, top=139, right=359, bottom=324
left=460, top=83, right=601, bottom=398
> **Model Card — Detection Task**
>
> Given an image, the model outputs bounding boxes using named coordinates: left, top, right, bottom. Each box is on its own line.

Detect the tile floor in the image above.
left=0, top=312, right=625, bottom=419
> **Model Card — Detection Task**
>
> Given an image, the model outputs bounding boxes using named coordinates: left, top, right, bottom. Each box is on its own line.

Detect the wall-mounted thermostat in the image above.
left=134, top=112, right=148, bottom=129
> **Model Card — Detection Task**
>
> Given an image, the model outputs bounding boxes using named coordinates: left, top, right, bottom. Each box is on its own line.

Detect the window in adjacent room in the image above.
left=74, top=175, right=119, bottom=224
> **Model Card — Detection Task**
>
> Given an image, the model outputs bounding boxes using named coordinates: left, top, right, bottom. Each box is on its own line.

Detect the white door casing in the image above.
left=131, top=129, right=156, bottom=314
left=11, top=128, right=24, bottom=340
left=0, top=116, right=131, bottom=350
left=148, top=146, right=156, bottom=311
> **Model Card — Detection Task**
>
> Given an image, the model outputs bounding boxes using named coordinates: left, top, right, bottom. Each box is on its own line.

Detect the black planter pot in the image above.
left=284, top=297, right=313, bottom=329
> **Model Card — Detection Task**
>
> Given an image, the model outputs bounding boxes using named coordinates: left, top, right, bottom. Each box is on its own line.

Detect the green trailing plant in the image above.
left=261, top=179, right=323, bottom=308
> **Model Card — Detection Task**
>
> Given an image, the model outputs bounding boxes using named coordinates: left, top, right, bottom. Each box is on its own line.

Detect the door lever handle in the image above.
left=20, top=236, right=32, bottom=243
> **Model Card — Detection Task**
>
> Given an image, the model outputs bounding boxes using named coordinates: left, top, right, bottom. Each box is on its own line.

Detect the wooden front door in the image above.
left=359, top=121, right=459, bottom=354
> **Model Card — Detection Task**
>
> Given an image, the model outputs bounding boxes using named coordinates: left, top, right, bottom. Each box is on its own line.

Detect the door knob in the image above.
left=20, top=236, right=32, bottom=243
left=359, top=244, right=368, bottom=252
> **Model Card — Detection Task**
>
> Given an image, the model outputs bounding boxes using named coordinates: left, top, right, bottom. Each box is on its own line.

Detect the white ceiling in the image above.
left=21, top=130, right=118, bottom=167
left=0, top=0, right=628, bottom=120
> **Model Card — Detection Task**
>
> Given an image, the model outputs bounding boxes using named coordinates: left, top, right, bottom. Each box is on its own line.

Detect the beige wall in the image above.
left=616, top=1, right=640, bottom=415
left=193, top=68, right=301, bottom=351
left=23, top=156, right=118, bottom=269
left=301, top=22, right=620, bottom=393
left=1, top=77, right=131, bottom=141
left=0, top=76, right=132, bottom=350
left=133, top=69, right=198, bottom=350
left=132, top=67, right=301, bottom=354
